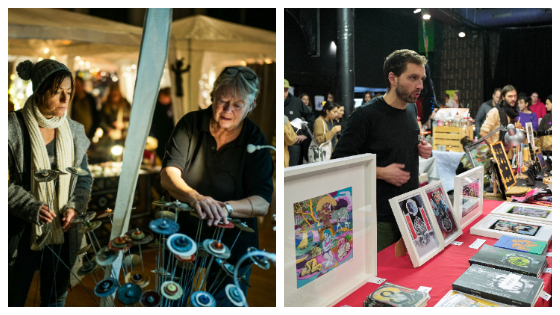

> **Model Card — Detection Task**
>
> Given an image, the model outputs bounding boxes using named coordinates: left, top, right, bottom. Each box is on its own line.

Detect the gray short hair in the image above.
left=210, top=66, right=260, bottom=110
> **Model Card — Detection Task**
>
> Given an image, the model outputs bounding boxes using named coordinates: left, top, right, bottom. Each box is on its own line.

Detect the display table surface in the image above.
left=333, top=199, right=552, bottom=307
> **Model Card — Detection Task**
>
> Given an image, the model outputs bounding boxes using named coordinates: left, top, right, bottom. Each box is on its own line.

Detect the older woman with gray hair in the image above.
left=161, top=66, right=274, bottom=306
left=8, top=59, right=93, bottom=307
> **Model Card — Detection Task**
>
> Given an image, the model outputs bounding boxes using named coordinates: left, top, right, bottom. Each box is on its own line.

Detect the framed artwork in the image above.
left=390, top=189, right=444, bottom=268
left=470, top=214, right=552, bottom=243
left=453, top=166, right=484, bottom=230
left=490, top=202, right=552, bottom=224
left=293, top=187, right=354, bottom=289
left=284, top=154, right=377, bottom=307
left=423, top=181, right=462, bottom=246
left=526, top=122, right=535, bottom=148
left=534, top=147, right=546, bottom=168
left=490, top=141, right=517, bottom=190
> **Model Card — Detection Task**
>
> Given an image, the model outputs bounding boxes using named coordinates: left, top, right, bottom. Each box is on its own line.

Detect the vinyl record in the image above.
left=77, top=260, right=99, bottom=276
left=225, top=284, right=245, bottom=307
left=248, top=247, right=270, bottom=270
left=126, top=229, right=154, bottom=245
left=66, top=166, right=89, bottom=176
left=30, top=229, right=52, bottom=251
left=140, top=291, right=161, bottom=307
left=96, top=247, right=119, bottom=266
left=33, top=170, right=58, bottom=183
left=167, top=234, right=197, bottom=258
left=79, top=221, right=103, bottom=234
left=202, top=240, right=231, bottom=259
left=161, top=281, right=183, bottom=300
left=125, top=271, right=151, bottom=288
left=71, top=211, right=97, bottom=224
left=108, top=236, right=133, bottom=252
left=190, top=291, right=216, bottom=307
left=149, top=219, right=180, bottom=235
left=175, top=254, right=196, bottom=263
left=97, top=209, right=114, bottom=220
left=94, top=278, right=119, bottom=298
left=117, top=283, right=142, bottom=305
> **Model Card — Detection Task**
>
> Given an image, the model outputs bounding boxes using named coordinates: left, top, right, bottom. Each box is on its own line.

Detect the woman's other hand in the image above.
left=39, top=205, right=56, bottom=224
left=188, top=193, right=228, bottom=227
left=62, top=209, right=77, bottom=232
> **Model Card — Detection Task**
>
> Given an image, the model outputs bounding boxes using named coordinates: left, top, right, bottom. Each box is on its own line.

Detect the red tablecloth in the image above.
left=334, top=199, right=552, bottom=307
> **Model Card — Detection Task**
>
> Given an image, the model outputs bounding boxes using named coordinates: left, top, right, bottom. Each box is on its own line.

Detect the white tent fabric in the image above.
left=169, top=15, right=276, bottom=118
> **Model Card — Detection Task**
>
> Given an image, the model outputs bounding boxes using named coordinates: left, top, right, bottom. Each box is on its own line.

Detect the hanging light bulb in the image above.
left=414, top=9, right=422, bottom=14
left=459, top=32, right=466, bottom=38
left=44, top=48, right=50, bottom=54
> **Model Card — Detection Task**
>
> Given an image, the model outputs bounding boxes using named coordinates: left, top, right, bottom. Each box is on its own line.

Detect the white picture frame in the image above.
left=470, top=214, right=552, bottom=243
left=284, top=154, right=377, bottom=307
left=422, top=181, right=463, bottom=246
left=453, top=166, right=484, bottom=230
left=526, top=122, right=535, bottom=148
left=389, top=188, right=445, bottom=268
left=490, top=202, right=552, bottom=224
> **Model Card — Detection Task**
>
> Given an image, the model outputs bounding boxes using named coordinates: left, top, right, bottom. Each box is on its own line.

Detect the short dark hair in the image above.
left=159, top=87, right=171, bottom=97
left=320, top=101, right=337, bottom=118
left=299, top=93, right=309, bottom=100
left=33, top=70, right=74, bottom=107
left=383, top=49, right=427, bottom=90
left=362, top=91, right=374, bottom=104
left=547, top=95, right=552, bottom=103
left=493, top=88, right=502, bottom=95
left=518, top=94, right=530, bottom=105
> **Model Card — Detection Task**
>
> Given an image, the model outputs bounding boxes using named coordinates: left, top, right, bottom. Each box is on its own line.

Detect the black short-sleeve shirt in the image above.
left=162, top=107, right=274, bottom=264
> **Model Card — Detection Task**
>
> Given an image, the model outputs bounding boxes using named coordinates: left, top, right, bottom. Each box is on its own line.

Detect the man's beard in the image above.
left=395, top=81, right=420, bottom=103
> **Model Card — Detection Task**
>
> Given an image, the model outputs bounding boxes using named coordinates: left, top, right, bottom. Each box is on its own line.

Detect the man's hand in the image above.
left=62, top=209, right=77, bottom=232
left=379, top=164, right=411, bottom=187
left=39, top=205, right=56, bottom=224
left=295, top=135, right=307, bottom=144
left=418, top=140, right=432, bottom=159
left=187, top=193, right=228, bottom=227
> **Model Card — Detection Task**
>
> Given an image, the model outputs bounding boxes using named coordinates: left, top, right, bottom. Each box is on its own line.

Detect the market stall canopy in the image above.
left=8, top=8, right=143, bottom=60
left=171, top=15, right=276, bottom=54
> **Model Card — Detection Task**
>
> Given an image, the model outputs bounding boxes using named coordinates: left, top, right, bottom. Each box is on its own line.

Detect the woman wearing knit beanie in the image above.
left=8, top=59, right=93, bottom=307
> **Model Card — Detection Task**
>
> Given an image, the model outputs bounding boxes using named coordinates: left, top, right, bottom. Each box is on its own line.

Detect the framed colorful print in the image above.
left=526, top=122, right=535, bottom=148
left=453, top=166, right=484, bottom=230
left=490, top=202, right=552, bottom=224
left=534, top=147, right=546, bottom=168
left=422, top=181, right=462, bottom=246
left=284, top=154, right=377, bottom=307
left=490, top=142, right=517, bottom=190
left=470, top=214, right=552, bottom=243
left=390, top=189, right=444, bottom=268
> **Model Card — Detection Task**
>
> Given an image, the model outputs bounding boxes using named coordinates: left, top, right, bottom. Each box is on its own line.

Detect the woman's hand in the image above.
left=332, top=125, right=342, bottom=133
left=188, top=193, right=228, bottom=227
left=39, top=205, right=56, bottom=224
left=62, top=209, right=77, bottom=232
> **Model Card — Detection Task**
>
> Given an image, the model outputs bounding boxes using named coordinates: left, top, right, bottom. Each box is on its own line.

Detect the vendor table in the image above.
left=333, top=199, right=552, bottom=307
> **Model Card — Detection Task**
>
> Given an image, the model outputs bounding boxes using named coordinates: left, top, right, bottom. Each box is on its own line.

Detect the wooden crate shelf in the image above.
left=433, top=126, right=474, bottom=153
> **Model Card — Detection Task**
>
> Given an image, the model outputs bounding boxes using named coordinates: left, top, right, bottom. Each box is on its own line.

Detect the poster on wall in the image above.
left=293, top=187, right=353, bottom=289
left=397, top=194, right=440, bottom=258
left=314, top=96, right=325, bottom=111
left=445, top=90, right=461, bottom=108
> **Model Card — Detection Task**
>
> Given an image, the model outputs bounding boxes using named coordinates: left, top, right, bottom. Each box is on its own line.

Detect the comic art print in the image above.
left=397, top=194, right=440, bottom=258
left=425, top=184, right=458, bottom=240
left=461, top=177, right=480, bottom=218
left=506, top=206, right=550, bottom=219
left=489, top=219, right=541, bottom=237
left=293, top=187, right=353, bottom=289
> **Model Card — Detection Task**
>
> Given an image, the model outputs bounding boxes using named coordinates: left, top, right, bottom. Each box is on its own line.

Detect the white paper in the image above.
left=368, top=277, right=386, bottom=285
left=469, top=239, right=486, bottom=249
left=546, top=252, right=552, bottom=257
left=544, top=268, right=552, bottom=274
left=290, top=118, right=303, bottom=131
left=540, top=290, right=551, bottom=301
left=435, top=293, right=466, bottom=307
left=451, top=241, right=463, bottom=246
left=498, top=273, right=522, bottom=291
left=418, top=286, right=432, bottom=294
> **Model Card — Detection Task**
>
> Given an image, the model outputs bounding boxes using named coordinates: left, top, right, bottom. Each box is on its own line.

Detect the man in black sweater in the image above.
left=332, top=49, right=433, bottom=252
left=475, top=88, right=502, bottom=137
left=284, top=79, right=316, bottom=166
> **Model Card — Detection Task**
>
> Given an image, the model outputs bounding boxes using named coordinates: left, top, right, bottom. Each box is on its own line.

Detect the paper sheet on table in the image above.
left=291, top=118, right=303, bottom=130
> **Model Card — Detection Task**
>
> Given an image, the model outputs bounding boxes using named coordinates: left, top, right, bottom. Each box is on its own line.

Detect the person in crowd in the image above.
left=299, top=93, right=313, bottom=112
left=313, top=101, right=341, bottom=160
left=538, top=95, right=552, bottom=132
left=284, top=115, right=297, bottom=168
left=9, top=59, right=93, bottom=307
left=362, top=91, right=374, bottom=105
left=446, top=92, right=458, bottom=108
left=530, top=92, right=547, bottom=120
left=479, top=85, right=521, bottom=151
left=516, top=93, right=538, bottom=131
left=9, top=93, right=15, bottom=112
left=327, top=92, right=335, bottom=102
left=100, top=84, right=132, bottom=140
left=161, top=66, right=273, bottom=306
left=149, top=87, right=175, bottom=161
left=70, top=76, right=100, bottom=139
left=442, top=94, right=450, bottom=108
left=332, top=103, right=345, bottom=147
left=284, top=79, right=316, bottom=166
left=475, top=88, right=502, bottom=137
left=332, top=49, right=432, bottom=252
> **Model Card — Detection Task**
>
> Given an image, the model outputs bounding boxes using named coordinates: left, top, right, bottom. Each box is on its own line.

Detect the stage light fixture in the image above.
left=423, top=13, right=431, bottom=20
left=459, top=32, right=466, bottom=38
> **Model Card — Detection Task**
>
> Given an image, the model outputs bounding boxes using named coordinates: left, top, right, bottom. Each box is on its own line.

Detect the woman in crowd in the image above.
left=516, top=93, right=538, bottom=131
left=362, top=91, right=373, bottom=105
left=284, top=115, right=297, bottom=167
left=480, top=85, right=521, bottom=152
left=8, top=59, right=93, bottom=307
left=160, top=66, right=273, bottom=306
left=538, top=95, right=552, bottom=132
left=299, top=93, right=313, bottom=112
left=313, top=101, right=341, bottom=160
left=100, top=84, right=132, bottom=140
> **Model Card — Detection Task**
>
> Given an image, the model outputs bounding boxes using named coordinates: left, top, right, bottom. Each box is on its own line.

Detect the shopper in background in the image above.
left=530, top=92, right=547, bottom=120
left=284, top=79, right=316, bottom=166
left=327, top=92, right=335, bottom=102
left=538, top=95, right=552, bottom=132
left=300, top=93, right=313, bottom=112
left=475, top=88, right=502, bottom=137
left=362, top=91, right=374, bottom=105
left=70, top=76, right=100, bottom=139
left=516, top=93, right=538, bottom=131
left=100, top=84, right=132, bottom=140
left=479, top=85, right=521, bottom=151
left=313, top=101, right=341, bottom=160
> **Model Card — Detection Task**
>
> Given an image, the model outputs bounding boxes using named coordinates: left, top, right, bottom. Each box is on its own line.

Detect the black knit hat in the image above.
left=16, top=59, right=70, bottom=94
